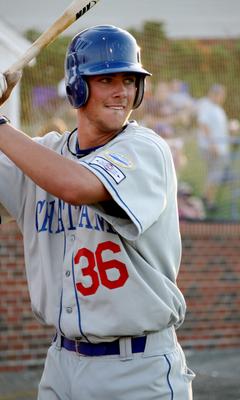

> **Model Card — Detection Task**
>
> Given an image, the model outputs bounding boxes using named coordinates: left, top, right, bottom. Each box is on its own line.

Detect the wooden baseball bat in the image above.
left=0, top=0, right=100, bottom=105
left=7, top=0, right=100, bottom=74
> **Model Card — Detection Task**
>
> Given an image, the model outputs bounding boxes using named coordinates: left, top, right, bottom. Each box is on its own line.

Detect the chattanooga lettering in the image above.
left=35, top=199, right=115, bottom=234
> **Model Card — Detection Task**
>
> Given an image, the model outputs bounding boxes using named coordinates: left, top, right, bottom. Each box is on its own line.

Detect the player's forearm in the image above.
left=0, top=124, right=109, bottom=205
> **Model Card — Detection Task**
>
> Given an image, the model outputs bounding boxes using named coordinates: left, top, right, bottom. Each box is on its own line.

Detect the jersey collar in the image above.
left=66, top=122, right=137, bottom=158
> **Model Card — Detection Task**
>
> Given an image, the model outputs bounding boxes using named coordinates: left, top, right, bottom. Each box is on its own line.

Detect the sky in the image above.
left=1, top=0, right=240, bottom=39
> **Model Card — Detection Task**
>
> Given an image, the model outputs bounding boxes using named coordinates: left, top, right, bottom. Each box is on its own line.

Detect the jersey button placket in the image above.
left=70, top=234, right=76, bottom=242
left=60, top=232, right=80, bottom=336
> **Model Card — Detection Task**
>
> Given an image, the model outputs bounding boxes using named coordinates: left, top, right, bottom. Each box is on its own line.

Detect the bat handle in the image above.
left=1, top=0, right=101, bottom=105
left=4, top=0, right=101, bottom=75
left=5, top=44, right=39, bottom=75
left=5, top=12, right=73, bottom=76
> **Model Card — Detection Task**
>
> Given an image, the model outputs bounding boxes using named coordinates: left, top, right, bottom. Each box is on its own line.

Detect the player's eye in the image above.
left=98, top=76, right=112, bottom=84
left=125, top=77, right=136, bottom=85
left=124, top=76, right=136, bottom=85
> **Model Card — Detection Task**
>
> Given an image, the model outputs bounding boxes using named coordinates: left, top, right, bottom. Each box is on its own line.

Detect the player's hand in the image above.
left=0, top=73, right=7, bottom=97
left=0, top=70, right=22, bottom=107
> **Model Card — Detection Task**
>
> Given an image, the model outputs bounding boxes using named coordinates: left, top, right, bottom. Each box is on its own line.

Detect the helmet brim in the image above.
left=79, top=61, right=151, bottom=77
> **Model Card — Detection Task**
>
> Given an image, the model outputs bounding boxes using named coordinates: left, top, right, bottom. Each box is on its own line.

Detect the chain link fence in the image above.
left=18, top=22, right=240, bottom=221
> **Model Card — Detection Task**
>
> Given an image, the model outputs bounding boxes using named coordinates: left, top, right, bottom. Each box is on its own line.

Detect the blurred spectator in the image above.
left=133, top=78, right=156, bottom=126
left=168, top=79, right=193, bottom=110
left=154, top=122, right=174, bottom=139
left=168, top=79, right=196, bottom=127
left=177, top=181, right=206, bottom=221
left=154, top=122, right=187, bottom=174
left=32, top=86, right=58, bottom=109
left=196, top=84, right=230, bottom=212
left=229, top=118, right=240, bottom=151
left=154, top=81, right=174, bottom=122
left=155, top=123, right=205, bottom=220
left=137, top=79, right=196, bottom=131
left=136, top=81, right=175, bottom=129
left=37, top=117, right=68, bottom=137
left=229, top=118, right=240, bottom=136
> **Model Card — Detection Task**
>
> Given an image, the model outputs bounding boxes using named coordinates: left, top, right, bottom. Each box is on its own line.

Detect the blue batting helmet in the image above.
left=65, top=25, right=151, bottom=109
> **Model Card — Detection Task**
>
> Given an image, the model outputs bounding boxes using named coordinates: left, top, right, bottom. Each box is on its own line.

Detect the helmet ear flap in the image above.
left=133, top=76, right=145, bottom=109
left=66, top=76, right=89, bottom=108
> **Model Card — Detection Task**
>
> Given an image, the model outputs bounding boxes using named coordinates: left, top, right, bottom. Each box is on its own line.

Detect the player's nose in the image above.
left=112, top=80, right=128, bottom=98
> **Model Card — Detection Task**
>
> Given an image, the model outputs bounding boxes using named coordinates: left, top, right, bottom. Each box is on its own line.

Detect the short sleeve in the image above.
left=79, top=130, right=176, bottom=240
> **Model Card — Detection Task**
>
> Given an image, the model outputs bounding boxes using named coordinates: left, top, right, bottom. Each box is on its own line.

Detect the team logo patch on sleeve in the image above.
left=104, top=151, right=134, bottom=169
left=90, top=156, right=125, bottom=184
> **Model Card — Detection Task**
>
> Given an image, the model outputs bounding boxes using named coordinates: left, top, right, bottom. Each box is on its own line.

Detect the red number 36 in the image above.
left=74, top=241, right=129, bottom=296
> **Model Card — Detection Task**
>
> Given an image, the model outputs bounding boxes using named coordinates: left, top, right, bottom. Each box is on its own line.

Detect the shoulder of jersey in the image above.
left=33, top=130, right=68, bottom=150
left=120, top=122, right=171, bottom=150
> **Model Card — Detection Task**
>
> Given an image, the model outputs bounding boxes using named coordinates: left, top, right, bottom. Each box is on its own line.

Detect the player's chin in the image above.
left=105, top=114, right=128, bottom=129
left=108, top=108, right=131, bottom=124
left=103, top=121, right=125, bottom=133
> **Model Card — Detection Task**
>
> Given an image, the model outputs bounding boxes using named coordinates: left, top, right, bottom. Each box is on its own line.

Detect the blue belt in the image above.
left=59, top=335, right=147, bottom=356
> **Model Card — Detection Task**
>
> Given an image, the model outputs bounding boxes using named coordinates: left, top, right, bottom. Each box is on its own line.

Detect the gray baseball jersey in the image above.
left=0, top=121, right=186, bottom=342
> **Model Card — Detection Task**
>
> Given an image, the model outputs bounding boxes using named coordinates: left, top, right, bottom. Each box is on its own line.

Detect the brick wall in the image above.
left=0, top=223, right=54, bottom=371
left=178, top=221, right=240, bottom=350
left=0, top=221, right=240, bottom=370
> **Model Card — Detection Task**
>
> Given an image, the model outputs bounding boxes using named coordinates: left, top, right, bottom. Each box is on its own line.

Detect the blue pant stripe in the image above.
left=164, top=354, right=174, bottom=400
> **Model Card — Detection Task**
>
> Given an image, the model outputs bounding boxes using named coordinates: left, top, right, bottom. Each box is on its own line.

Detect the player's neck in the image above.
left=76, top=128, right=121, bottom=150
left=76, top=115, right=125, bottom=150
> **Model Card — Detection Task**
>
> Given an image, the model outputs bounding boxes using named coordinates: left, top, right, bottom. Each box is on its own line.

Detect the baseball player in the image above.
left=0, top=25, right=194, bottom=399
